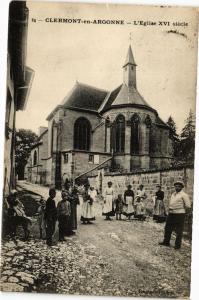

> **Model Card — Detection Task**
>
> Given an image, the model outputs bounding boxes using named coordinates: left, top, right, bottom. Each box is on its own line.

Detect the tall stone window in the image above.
left=33, top=150, right=37, bottom=166
left=131, top=114, right=140, bottom=154
left=74, top=117, right=91, bottom=151
left=115, top=114, right=125, bottom=153
left=145, top=115, right=153, bottom=154
left=51, top=120, right=56, bottom=155
left=105, top=116, right=110, bottom=152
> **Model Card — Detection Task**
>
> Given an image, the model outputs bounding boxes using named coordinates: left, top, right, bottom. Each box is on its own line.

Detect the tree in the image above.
left=166, top=116, right=178, bottom=138
left=166, top=116, right=180, bottom=159
left=15, top=129, right=38, bottom=179
left=180, top=110, right=195, bottom=163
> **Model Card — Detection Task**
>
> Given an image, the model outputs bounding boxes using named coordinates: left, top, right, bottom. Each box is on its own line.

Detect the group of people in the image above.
left=41, top=183, right=80, bottom=245
left=5, top=179, right=191, bottom=250
left=102, top=182, right=166, bottom=222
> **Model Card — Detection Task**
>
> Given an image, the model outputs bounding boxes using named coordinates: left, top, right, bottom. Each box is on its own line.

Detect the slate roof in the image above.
left=61, top=81, right=108, bottom=111
left=100, top=84, right=154, bottom=113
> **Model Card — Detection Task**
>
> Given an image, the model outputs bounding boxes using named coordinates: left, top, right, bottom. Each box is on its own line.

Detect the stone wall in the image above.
left=88, top=166, right=194, bottom=207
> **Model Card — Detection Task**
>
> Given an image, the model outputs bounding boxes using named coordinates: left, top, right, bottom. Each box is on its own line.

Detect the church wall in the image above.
left=45, top=158, right=53, bottom=185
left=102, top=107, right=172, bottom=171
left=60, top=109, right=104, bottom=152
left=38, top=131, right=48, bottom=164
left=92, top=123, right=107, bottom=153
left=102, top=107, right=156, bottom=124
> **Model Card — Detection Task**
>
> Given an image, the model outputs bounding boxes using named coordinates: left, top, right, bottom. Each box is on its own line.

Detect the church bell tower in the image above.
left=123, top=45, right=137, bottom=88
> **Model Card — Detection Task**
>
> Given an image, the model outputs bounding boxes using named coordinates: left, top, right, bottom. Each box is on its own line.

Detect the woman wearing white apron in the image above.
left=81, top=184, right=95, bottom=224
left=123, top=185, right=135, bottom=220
left=102, top=181, right=115, bottom=220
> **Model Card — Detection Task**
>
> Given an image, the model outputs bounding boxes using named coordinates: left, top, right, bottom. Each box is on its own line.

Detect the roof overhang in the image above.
left=16, top=66, right=35, bottom=111
left=101, top=103, right=157, bottom=115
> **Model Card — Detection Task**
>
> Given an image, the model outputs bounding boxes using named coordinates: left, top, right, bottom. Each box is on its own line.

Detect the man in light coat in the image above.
left=159, top=181, right=191, bottom=249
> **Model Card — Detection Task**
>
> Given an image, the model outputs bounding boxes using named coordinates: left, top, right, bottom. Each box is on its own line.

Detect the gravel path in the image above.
left=0, top=182, right=191, bottom=297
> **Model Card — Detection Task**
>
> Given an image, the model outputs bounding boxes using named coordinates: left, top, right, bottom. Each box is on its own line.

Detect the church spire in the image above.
left=123, top=45, right=136, bottom=68
left=123, top=45, right=137, bottom=88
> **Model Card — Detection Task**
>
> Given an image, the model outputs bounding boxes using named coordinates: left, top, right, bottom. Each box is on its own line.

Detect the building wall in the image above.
left=60, top=109, right=105, bottom=152
left=27, top=130, right=49, bottom=185
left=39, top=131, right=48, bottom=164
left=4, top=91, right=16, bottom=196
left=88, top=167, right=194, bottom=208
left=61, top=151, right=111, bottom=182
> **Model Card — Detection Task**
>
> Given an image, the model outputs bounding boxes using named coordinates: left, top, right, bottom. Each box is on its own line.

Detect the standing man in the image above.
left=159, top=181, right=191, bottom=250
left=45, top=188, right=57, bottom=246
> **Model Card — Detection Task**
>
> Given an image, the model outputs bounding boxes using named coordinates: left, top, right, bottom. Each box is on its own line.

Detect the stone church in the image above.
left=26, top=45, right=173, bottom=188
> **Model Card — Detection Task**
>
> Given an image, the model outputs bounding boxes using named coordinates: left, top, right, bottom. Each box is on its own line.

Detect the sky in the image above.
left=16, top=1, right=198, bottom=135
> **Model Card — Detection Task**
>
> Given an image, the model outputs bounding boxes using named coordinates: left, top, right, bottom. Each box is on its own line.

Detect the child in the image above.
left=115, top=194, right=123, bottom=220
left=37, top=197, right=46, bottom=239
left=45, top=188, right=57, bottom=246
left=57, top=190, right=71, bottom=241
left=134, top=196, right=146, bottom=221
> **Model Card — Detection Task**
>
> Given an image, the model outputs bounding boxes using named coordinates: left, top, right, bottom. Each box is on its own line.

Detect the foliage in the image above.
left=167, top=111, right=195, bottom=165
left=179, top=110, right=195, bottom=163
left=166, top=116, right=180, bottom=158
left=15, top=129, right=38, bottom=178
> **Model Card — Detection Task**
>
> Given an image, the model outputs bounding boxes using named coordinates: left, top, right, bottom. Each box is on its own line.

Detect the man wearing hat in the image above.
left=159, top=181, right=191, bottom=249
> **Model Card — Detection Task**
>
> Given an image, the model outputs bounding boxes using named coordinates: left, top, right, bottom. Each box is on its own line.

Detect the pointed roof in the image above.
left=123, top=45, right=136, bottom=67
left=100, top=84, right=154, bottom=113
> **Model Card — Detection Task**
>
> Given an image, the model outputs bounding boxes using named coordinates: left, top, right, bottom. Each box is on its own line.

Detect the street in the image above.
left=1, top=182, right=191, bottom=297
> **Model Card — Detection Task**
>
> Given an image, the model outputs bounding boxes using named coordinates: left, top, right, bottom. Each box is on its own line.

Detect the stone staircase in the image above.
left=75, top=157, right=113, bottom=182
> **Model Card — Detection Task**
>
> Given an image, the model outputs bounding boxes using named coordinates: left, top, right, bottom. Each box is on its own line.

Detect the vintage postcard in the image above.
left=1, top=0, right=198, bottom=298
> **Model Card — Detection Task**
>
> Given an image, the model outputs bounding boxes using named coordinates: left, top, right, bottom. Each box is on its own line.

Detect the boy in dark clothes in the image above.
left=45, top=188, right=57, bottom=246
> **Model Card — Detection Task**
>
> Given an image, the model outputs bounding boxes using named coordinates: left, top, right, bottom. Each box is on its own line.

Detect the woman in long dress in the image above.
left=123, top=185, right=135, bottom=220
left=64, top=183, right=77, bottom=235
left=70, top=186, right=80, bottom=230
left=102, top=181, right=115, bottom=220
left=153, top=185, right=166, bottom=223
left=81, top=184, right=95, bottom=224
left=134, top=185, right=147, bottom=220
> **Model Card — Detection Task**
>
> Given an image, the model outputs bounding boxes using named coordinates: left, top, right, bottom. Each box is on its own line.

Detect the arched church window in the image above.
left=131, top=114, right=140, bottom=155
left=115, top=114, right=125, bottom=153
left=33, top=150, right=37, bottom=166
left=74, top=117, right=91, bottom=151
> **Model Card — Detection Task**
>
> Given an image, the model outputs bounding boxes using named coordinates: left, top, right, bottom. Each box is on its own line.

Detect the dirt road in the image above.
left=1, top=183, right=191, bottom=297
